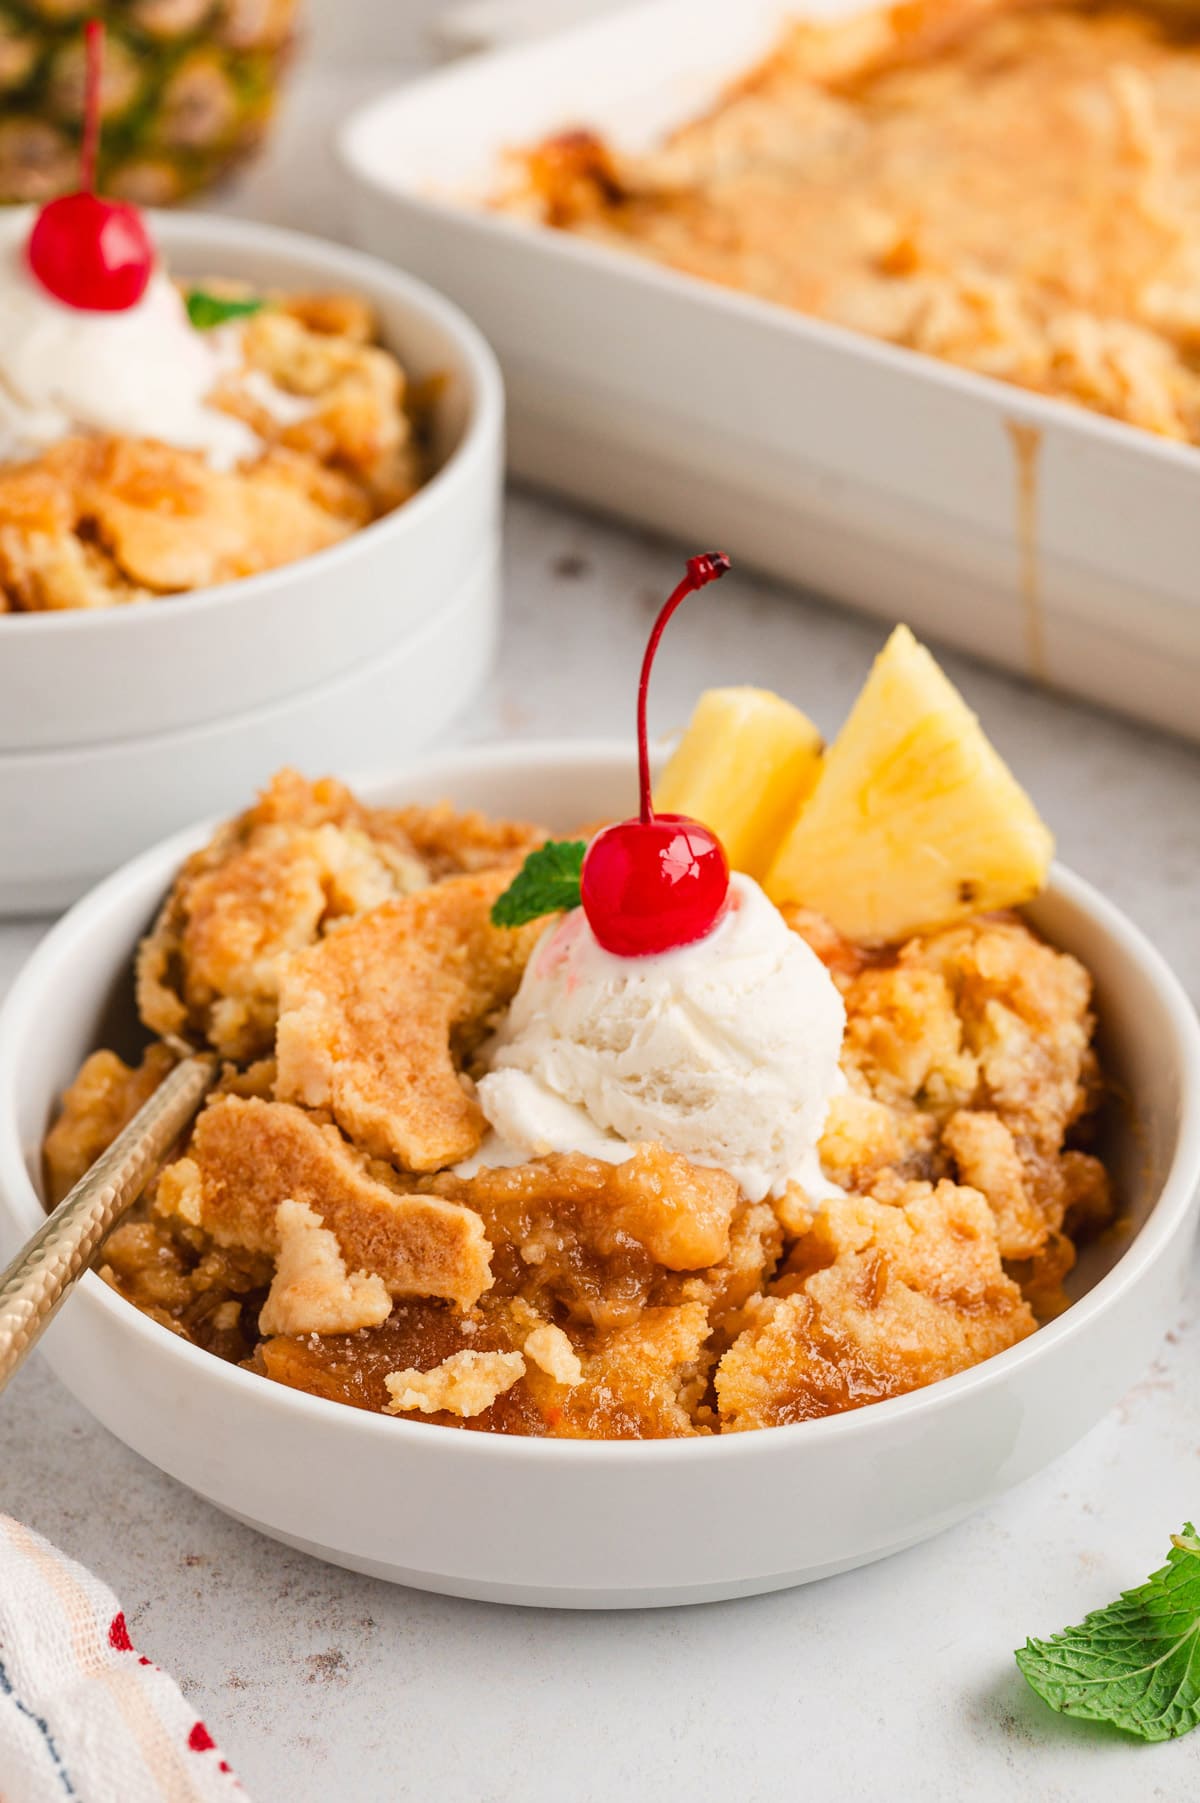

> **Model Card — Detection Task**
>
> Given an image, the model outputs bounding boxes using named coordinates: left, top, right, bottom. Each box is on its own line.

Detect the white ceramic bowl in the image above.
left=0, top=212, right=504, bottom=753
left=0, top=743, right=1197, bottom=1609
left=0, top=548, right=496, bottom=915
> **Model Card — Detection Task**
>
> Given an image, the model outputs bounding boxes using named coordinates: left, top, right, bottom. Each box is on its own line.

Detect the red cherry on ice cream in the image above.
left=581, top=551, right=732, bottom=957
left=582, top=812, right=730, bottom=958
left=29, top=191, right=153, bottom=312
left=26, top=23, right=154, bottom=313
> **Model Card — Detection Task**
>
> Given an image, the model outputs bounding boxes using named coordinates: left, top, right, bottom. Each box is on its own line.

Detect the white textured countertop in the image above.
left=3, top=8, right=1200, bottom=1800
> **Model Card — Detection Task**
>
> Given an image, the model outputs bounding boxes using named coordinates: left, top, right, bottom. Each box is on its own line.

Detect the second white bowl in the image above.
left=1, top=213, right=503, bottom=753
left=0, top=548, right=497, bottom=914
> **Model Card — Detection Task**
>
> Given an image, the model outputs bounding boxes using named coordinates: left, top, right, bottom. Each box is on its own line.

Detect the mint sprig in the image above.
left=1016, top=1524, right=1200, bottom=1741
left=491, top=840, right=586, bottom=928
left=186, top=289, right=266, bottom=331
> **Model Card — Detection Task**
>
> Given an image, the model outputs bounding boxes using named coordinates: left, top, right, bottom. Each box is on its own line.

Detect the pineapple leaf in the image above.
left=186, top=289, right=266, bottom=331
left=1016, top=1524, right=1200, bottom=1742
left=491, top=840, right=586, bottom=928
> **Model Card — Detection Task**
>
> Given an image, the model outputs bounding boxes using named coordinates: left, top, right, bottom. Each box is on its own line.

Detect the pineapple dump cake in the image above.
left=42, top=565, right=1117, bottom=1440
left=0, top=28, right=424, bottom=614
left=497, top=0, right=1200, bottom=445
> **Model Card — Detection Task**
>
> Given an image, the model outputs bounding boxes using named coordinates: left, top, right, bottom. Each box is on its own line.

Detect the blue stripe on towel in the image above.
left=0, top=1653, right=77, bottom=1796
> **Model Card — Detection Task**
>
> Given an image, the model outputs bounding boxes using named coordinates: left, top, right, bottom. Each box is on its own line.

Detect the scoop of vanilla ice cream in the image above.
left=473, top=873, right=846, bottom=1202
left=0, top=207, right=259, bottom=471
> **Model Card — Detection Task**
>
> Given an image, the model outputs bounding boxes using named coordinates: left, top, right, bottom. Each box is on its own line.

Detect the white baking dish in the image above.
left=1, top=213, right=503, bottom=753
left=339, top=0, right=1200, bottom=742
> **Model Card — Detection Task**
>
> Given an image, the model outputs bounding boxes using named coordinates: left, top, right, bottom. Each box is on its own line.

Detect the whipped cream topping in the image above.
left=0, top=207, right=260, bottom=471
left=465, top=873, right=847, bottom=1203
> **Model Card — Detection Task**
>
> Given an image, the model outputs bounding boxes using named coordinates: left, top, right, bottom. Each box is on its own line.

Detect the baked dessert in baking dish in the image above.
left=42, top=559, right=1117, bottom=1438
left=498, top=0, right=1200, bottom=445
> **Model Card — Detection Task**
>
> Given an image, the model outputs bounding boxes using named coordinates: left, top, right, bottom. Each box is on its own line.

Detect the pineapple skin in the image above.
left=0, top=0, right=299, bottom=206
left=764, top=625, right=1054, bottom=944
left=655, top=684, right=824, bottom=880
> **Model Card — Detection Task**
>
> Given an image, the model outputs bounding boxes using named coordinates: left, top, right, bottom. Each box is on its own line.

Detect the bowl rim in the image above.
left=0, top=211, right=504, bottom=639
left=2, top=738, right=1198, bottom=1465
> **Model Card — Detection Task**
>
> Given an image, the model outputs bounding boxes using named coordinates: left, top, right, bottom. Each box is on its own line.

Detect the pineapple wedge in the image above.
left=764, top=626, right=1054, bottom=943
left=656, top=686, right=824, bottom=879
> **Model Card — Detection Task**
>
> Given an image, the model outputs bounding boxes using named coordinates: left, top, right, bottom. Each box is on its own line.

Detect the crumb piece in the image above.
left=523, top=1323, right=582, bottom=1387
left=161, top=1156, right=204, bottom=1226
left=156, top=1095, right=493, bottom=1310
left=383, top=1349, right=526, bottom=1418
left=259, top=1199, right=392, bottom=1337
left=717, top=1181, right=1034, bottom=1428
left=43, top=1044, right=176, bottom=1205
left=275, top=868, right=543, bottom=1171
left=942, top=1109, right=1047, bottom=1260
left=774, top=1182, right=815, bottom=1239
left=561, top=1302, right=712, bottom=1438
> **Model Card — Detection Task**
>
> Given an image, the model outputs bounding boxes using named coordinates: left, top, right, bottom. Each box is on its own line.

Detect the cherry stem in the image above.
left=636, top=551, right=731, bottom=824
left=80, top=19, right=103, bottom=194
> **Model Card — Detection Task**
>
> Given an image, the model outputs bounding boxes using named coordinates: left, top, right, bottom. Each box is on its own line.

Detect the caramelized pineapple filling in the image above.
left=42, top=632, right=1116, bottom=1440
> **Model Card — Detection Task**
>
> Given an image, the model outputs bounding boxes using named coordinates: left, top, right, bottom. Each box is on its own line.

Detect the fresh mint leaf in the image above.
left=1016, top=1524, right=1200, bottom=1742
left=186, top=289, right=266, bottom=331
left=491, top=840, right=586, bottom=928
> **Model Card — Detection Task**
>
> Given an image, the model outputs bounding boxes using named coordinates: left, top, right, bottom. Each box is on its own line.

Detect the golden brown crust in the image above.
left=136, top=768, right=542, bottom=1062
left=257, top=1199, right=393, bottom=1338
left=41, top=774, right=1115, bottom=1440
left=716, top=1182, right=1035, bottom=1429
left=0, top=289, right=422, bottom=613
left=810, top=912, right=1113, bottom=1306
left=274, top=870, right=543, bottom=1172
left=498, top=0, right=1200, bottom=446
left=43, top=1044, right=176, bottom=1206
left=156, top=1095, right=494, bottom=1312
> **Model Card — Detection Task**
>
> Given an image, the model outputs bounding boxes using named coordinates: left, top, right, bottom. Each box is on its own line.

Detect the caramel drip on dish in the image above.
left=1005, top=419, right=1047, bottom=683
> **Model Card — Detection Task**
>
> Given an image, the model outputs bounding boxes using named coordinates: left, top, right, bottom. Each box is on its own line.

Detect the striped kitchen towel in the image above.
left=0, top=1514, right=248, bottom=1803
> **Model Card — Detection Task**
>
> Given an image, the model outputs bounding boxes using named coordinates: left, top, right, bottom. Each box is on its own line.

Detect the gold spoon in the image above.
left=0, top=1050, right=216, bottom=1392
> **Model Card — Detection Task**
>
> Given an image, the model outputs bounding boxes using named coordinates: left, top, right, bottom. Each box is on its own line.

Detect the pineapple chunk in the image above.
left=764, top=626, right=1053, bottom=943
left=655, top=686, right=824, bottom=879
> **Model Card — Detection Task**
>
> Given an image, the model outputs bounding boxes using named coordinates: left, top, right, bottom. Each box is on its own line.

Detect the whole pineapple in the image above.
left=0, top=0, right=298, bottom=205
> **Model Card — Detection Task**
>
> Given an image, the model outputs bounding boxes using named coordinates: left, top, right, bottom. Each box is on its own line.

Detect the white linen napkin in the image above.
left=0, top=1514, right=248, bottom=1803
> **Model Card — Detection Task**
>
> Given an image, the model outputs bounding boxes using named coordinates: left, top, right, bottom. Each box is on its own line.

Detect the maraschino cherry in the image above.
left=581, top=552, right=733, bottom=957
left=27, top=21, right=154, bottom=313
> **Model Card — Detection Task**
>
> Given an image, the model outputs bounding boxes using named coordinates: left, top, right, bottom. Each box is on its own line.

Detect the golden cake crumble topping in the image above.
left=257, top=1199, right=393, bottom=1339
left=497, top=0, right=1200, bottom=445
left=43, top=762, right=1113, bottom=1440
left=0, top=289, right=427, bottom=613
left=40, top=616, right=1121, bottom=1440
left=135, top=768, right=543, bottom=1064
left=274, top=868, right=544, bottom=1172
left=384, top=1349, right=528, bottom=1419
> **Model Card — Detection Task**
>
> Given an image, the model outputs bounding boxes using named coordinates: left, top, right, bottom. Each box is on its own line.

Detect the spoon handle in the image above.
left=0, top=1053, right=215, bottom=1393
